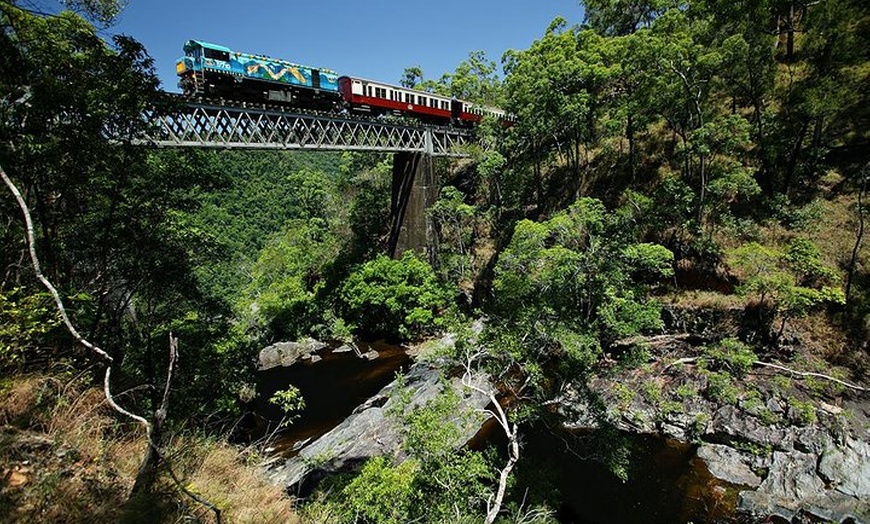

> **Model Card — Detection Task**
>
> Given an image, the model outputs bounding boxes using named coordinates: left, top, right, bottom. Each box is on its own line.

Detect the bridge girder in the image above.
left=136, top=101, right=474, bottom=157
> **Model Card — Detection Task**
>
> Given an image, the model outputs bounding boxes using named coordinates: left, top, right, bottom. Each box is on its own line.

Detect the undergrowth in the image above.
left=0, top=371, right=298, bottom=523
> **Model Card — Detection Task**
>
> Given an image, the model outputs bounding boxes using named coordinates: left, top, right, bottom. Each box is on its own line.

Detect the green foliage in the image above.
left=617, top=344, right=652, bottom=370
left=242, top=218, right=340, bottom=340
left=788, top=397, right=817, bottom=426
left=729, top=239, right=845, bottom=336
left=339, top=252, right=451, bottom=340
left=269, top=386, right=305, bottom=426
left=490, top=197, right=672, bottom=397
left=703, top=338, right=757, bottom=377
left=704, top=371, right=740, bottom=405
left=314, top=380, right=494, bottom=524
left=337, top=456, right=418, bottom=524
left=0, top=289, right=59, bottom=369
left=429, top=186, right=477, bottom=283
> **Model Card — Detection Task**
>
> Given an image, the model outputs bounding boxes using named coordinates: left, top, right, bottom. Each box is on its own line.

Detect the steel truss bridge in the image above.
left=137, top=99, right=475, bottom=157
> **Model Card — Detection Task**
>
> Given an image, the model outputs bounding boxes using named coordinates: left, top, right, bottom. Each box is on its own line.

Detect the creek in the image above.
left=255, top=345, right=736, bottom=523
left=255, top=341, right=411, bottom=456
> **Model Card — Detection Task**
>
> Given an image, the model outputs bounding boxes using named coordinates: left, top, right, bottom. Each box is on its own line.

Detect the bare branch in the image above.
left=104, top=367, right=151, bottom=430
left=1, top=163, right=113, bottom=363
left=753, top=361, right=867, bottom=393
left=663, top=355, right=866, bottom=392
left=3, top=162, right=223, bottom=519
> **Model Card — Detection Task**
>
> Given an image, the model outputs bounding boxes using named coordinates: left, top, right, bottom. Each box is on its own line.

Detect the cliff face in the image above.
left=556, top=305, right=870, bottom=523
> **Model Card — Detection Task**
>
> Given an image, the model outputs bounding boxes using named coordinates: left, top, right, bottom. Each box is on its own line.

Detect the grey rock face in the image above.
left=257, top=338, right=329, bottom=370
left=696, top=444, right=762, bottom=488
left=738, top=449, right=869, bottom=523
left=819, top=437, right=870, bottom=499
left=264, top=360, right=493, bottom=494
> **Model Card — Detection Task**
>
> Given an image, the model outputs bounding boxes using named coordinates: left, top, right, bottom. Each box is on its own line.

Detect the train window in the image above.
left=405, top=93, right=413, bottom=104
left=203, top=48, right=229, bottom=62
left=418, top=96, right=426, bottom=106
left=367, top=85, right=373, bottom=97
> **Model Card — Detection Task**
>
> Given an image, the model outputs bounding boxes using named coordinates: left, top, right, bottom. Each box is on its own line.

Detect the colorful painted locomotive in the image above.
left=176, top=40, right=341, bottom=110
left=176, top=40, right=510, bottom=126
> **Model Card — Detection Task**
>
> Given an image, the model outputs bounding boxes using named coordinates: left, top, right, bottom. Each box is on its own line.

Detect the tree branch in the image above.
left=663, top=355, right=866, bottom=392
left=3, top=161, right=222, bottom=519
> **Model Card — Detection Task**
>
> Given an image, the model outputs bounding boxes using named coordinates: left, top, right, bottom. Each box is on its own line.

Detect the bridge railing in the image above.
left=135, top=100, right=475, bottom=156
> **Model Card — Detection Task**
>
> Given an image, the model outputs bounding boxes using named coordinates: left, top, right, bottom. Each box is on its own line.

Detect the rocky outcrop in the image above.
left=565, top=346, right=870, bottom=524
left=264, top=360, right=493, bottom=494
left=696, top=444, right=762, bottom=487
left=738, top=440, right=869, bottom=523
left=257, top=338, right=328, bottom=370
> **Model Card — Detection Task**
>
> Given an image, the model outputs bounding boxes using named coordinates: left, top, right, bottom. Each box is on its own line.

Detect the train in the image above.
left=175, top=40, right=510, bottom=126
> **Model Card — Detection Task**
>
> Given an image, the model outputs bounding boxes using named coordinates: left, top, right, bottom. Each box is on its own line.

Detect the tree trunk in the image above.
left=787, top=1, right=795, bottom=61
left=627, top=112, right=636, bottom=182
left=131, top=334, right=178, bottom=495
left=845, top=169, right=867, bottom=309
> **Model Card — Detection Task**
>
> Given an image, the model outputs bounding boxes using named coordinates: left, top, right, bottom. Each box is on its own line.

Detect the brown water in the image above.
left=255, top=340, right=411, bottom=456
left=513, top=425, right=739, bottom=524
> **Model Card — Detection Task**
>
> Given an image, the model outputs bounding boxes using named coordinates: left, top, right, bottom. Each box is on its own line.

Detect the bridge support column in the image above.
left=388, top=152, right=438, bottom=262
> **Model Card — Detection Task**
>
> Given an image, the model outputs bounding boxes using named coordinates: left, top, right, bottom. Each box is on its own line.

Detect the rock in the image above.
left=332, top=345, right=354, bottom=353
left=361, top=350, right=379, bottom=361
left=257, top=338, right=328, bottom=370
left=738, top=450, right=870, bottom=523
left=697, top=444, right=762, bottom=487
left=711, top=406, right=793, bottom=451
left=766, top=397, right=784, bottom=414
left=265, top=361, right=493, bottom=494
left=738, top=451, right=823, bottom=520
left=818, top=437, right=870, bottom=499
left=820, top=401, right=843, bottom=416
left=309, top=354, right=322, bottom=364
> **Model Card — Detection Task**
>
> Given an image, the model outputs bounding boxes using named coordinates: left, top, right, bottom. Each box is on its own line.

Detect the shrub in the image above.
left=339, top=252, right=450, bottom=340
left=705, top=371, right=740, bottom=405
left=703, top=338, right=757, bottom=377
left=338, top=456, right=418, bottom=524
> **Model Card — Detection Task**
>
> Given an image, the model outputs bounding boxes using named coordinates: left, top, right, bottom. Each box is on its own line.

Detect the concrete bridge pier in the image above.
left=388, top=152, right=439, bottom=262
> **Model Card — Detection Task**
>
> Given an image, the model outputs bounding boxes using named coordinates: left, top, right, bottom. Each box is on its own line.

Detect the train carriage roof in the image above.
left=184, top=40, right=232, bottom=53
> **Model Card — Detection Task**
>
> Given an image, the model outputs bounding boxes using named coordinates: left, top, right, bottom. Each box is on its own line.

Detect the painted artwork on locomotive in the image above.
left=177, top=40, right=339, bottom=93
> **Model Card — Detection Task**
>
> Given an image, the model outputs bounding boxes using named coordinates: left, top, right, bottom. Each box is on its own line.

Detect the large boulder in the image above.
left=696, top=444, right=762, bottom=488
left=264, top=360, right=493, bottom=494
left=257, top=338, right=328, bottom=371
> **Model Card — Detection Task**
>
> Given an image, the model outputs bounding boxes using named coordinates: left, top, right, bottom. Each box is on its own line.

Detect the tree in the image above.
left=439, top=50, right=503, bottom=105
left=729, top=239, right=845, bottom=339
left=400, top=65, right=424, bottom=88
left=429, top=186, right=477, bottom=284
left=241, top=218, right=340, bottom=340
left=582, top=0, right=677, bottom=36
left=339, top=251, right=450, bottom=340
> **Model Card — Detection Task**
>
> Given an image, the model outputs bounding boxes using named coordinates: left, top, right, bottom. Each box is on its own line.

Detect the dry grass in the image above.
left=180, top=441, right=300, bottom=524
left=660, top=290, right=744, bottom=309
left=0, top=372, right=299, bottom=524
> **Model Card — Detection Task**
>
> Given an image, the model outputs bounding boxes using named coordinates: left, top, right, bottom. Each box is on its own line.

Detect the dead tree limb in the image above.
left=1, top=163, right=113, bottom=363
left=663, top=355, right=867, bottom=392
left=752, top=361, right=867, bottom=393
left=460, top=349, right=520, bottom=524
left=2, top=162, right=221, bottom=521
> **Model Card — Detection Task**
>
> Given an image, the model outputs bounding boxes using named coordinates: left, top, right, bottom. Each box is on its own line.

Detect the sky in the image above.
left=99, top=0, right=584, bottom=93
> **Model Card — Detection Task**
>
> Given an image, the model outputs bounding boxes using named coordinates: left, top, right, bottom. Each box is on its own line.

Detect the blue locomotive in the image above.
left=176, top=40, right=341, bottom=109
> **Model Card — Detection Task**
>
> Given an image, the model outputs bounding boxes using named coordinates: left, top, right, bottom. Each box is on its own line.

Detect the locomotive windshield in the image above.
left=203, top=48, right=230, bottom=61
